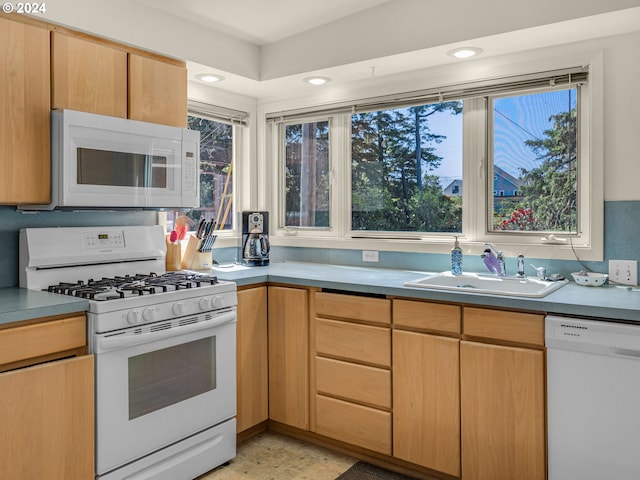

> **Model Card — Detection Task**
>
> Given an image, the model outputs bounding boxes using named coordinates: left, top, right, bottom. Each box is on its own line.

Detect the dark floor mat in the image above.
left=336, top=462, right=418, bottom=480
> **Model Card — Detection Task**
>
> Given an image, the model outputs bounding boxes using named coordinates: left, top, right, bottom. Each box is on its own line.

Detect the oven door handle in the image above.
left=98, top=311, right=236, bottom=352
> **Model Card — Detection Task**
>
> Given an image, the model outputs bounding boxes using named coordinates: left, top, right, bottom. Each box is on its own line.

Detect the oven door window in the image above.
left=128, top=336, right=216, bottom=419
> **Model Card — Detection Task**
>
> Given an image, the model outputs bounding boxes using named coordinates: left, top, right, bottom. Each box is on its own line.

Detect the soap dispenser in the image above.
left=451, top=236, right=463, bottom=275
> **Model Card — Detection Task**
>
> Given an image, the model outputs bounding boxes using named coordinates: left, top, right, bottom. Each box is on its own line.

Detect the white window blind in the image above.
left=266, top=66, right=588, bottom=122
left=188, top=100, right=249, bottom=126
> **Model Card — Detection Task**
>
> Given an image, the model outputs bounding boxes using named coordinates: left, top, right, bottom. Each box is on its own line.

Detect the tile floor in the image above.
left=197, top=431, right=357, bottom=480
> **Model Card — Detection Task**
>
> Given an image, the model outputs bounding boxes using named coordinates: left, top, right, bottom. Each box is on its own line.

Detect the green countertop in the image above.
left=212, top=261, right=640, bottom=322
left=3, top=261, right=638, bottom=327
left=0, top=288, right=89, bottom=327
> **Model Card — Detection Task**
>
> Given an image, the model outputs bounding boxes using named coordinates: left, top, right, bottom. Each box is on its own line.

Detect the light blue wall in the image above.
left=263, top=201, right=640, bottom=279
left=0, top=206, right=157, bottom=288
left=3, top=201, right=638, bottom=287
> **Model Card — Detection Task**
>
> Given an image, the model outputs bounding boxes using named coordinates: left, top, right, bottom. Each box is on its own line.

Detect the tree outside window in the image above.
left=492, top=88, right=578, bottom=233
left=351, top=102, right=463, bottom=233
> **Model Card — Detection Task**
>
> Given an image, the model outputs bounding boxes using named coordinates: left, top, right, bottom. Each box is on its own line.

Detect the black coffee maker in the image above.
left=241, top=211, right=270, bottom=266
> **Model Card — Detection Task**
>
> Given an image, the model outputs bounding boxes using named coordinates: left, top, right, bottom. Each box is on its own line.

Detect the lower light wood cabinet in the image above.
left=460, top=307, right=546, bottom=480
left=0, top=313, right=93, bottom=480
left=461, top=337, right=545, bottom=480
left=315, top=394, right=392, bottom=454
left=268, top=285, right=310, bottom=430
left=243, top=287, right=548, bottom=480
left=236, top=286, right=268, bottom=433
left=0, top=355, right=94, bottom=480
left=393, top=330, right=460, bottom=476
left=312, top=291, right=392, bottom=454
left=316, top=356, right=391, bottom=409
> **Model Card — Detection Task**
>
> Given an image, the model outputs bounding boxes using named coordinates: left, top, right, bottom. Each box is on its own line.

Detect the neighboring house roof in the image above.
left=442, top=167, right=523, bottom=197
left=443, top=178, right=462, bottom=196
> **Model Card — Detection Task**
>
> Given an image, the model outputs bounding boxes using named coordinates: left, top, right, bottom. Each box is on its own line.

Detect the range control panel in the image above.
left=83, top=230, right=126, bottom=249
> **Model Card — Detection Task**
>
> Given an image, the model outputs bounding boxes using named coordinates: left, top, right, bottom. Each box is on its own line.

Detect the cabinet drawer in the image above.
left=316, top=357, right=391, bottom=408
left=393, top=299, right=461, bottom=334
left=315, top=292, right=390, bottom=325
left=315, top=394, right=391, bottom=454
left=0, top=315, right=86, bottom=367
left=463, top=307, right=544, bottom=346
left=316, top=318, right=391, bottom=367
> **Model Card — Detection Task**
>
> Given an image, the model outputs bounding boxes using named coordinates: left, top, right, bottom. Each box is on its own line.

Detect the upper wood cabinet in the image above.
left=50, top=31, right=187, bottom=127
left=51, top=32, right=127, bottom=118
left=128, top=54, right=188, bottom=128
left=0, top=16, right=50, bottom=205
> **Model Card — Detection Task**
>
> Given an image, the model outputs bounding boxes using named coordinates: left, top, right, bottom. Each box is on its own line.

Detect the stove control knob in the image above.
left=211, top=295, right=224, bottom=309
left=142, top=308, right=155, bottom=322
left=172, top=302, right=185, bottom=316
left=198, top=297, right=211, bottom=311
left=126, top=311, right=140, bottom=325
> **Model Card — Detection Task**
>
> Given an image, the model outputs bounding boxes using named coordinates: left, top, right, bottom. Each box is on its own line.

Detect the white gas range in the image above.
left=20, top=225, right=237, bottom=480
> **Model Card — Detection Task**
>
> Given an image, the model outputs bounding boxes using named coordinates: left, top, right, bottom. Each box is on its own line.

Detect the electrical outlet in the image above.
left=609, top=259, right=638, bottom=286
left=362, top=250, right=379, bottom=262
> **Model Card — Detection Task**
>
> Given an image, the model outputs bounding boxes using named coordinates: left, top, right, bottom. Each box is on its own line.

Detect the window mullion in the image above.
left=462, top=97, right=487, bottom=243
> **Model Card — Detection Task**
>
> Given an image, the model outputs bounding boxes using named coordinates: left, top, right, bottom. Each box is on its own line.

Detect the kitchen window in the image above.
left=351, top=102, right=462, bottom=234
left=268, top=63, right=602, bottom=260
left=282, top=119, right=330, bottom=228
left=164, top=101, right=247, bottom=234
left=490, top=88, right=579, bottom=234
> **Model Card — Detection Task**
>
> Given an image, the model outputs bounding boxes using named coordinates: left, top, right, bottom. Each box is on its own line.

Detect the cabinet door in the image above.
left=236, top=286, right=268, bottom=433
left=393, top=330, right=460, bottom=477
left=0, top=17, right=50, bottom=205
left=51, top=32, right=127, bottom=118
left=268, top=286, right=309, bottom=429
left=0, top=355, right=94, bottom=479
left=461, top=341, right=545, bottom=480
left=128, top=54, right=187, bottom=127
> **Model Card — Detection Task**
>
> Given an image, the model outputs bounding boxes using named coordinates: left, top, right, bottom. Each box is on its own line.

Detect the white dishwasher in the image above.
left=546, top=315, right=640, bottom=480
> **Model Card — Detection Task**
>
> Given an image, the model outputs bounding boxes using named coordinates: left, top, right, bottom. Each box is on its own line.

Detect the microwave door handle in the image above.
left=97, top=310, right=236, bottom=353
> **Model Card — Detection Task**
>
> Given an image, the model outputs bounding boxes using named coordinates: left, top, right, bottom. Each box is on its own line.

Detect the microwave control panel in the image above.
left=181, top=129, right=199, bottom=204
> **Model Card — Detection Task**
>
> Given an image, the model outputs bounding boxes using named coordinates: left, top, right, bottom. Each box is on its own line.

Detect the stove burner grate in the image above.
left=45, top=272, right=218, bottom=300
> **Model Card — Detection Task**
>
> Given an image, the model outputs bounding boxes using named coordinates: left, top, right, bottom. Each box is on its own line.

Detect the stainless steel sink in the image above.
left=404, top=271, right=568, bottom=298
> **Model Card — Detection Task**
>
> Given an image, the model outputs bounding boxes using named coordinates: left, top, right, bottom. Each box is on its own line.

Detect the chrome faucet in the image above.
left=481, top=243, right=505, bottom=277
left=517, top=254, right=525, bottom=278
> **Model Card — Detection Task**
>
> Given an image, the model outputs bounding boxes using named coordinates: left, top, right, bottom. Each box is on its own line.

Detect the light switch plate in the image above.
left=609, top=259, right=638, bottom=286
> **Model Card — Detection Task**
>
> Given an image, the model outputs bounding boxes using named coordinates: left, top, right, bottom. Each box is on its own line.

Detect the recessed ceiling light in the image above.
left=195, top=73, right=225, bottom=83
left=303, top=76, right=332, bottom=86
left=447, top=47, right=483, bottom=59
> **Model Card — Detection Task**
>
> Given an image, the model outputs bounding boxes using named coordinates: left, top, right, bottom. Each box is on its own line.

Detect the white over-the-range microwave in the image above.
left=21, top=109, right=200, bottom=210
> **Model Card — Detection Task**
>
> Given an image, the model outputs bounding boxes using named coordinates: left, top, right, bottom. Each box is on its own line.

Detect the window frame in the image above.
left=266, top=58, right=603, bottom=261
left=160, top=103, right=246, bottom=239
left=272, top=114, right=349, bottom=239
left=470, top=80, right=597, bottom=255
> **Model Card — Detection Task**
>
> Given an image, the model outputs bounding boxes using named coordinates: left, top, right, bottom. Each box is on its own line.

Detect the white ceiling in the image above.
left=44, top=0, right=640, bottom=101
left=133, top=0, right=393, bottom=45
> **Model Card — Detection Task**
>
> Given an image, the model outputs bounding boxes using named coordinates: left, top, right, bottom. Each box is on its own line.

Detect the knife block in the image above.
left=181, top=236, right=212, bottom=270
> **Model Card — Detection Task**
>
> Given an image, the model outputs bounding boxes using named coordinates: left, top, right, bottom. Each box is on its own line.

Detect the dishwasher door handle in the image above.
left=610, top=347, right=640, bottom=359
